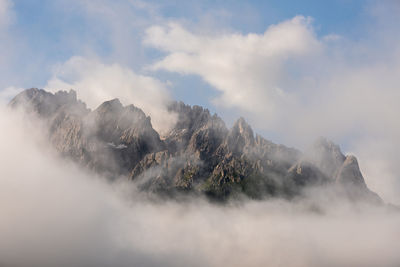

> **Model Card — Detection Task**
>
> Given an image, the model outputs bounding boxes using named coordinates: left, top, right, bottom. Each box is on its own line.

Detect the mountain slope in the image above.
left=9, top=88, right=382, bottom=203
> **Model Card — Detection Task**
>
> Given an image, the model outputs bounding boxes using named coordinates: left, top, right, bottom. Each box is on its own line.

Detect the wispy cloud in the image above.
left=45, top=56, right=177, bottom=134
left=0, top=0, right=13, bottom=28
left=0, top=86, right=23, bottom=103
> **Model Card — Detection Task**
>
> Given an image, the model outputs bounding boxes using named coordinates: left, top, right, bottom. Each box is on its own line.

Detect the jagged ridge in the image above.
left=9, top=88, right=382, bottom=203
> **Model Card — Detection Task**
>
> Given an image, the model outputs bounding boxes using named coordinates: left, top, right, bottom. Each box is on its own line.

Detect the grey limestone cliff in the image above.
left=9, top=88, right=382, bottom=203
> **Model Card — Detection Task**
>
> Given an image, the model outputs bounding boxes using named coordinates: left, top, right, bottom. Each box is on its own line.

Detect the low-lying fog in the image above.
left=1, top=106, right=399, bottom=267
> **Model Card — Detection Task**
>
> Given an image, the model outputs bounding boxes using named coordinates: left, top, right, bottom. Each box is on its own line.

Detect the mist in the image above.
left=144, top=5, right=400, bottom=204
left=1, top=104, right=400, bottom=267
left=44, top=56, right=177, bottom=134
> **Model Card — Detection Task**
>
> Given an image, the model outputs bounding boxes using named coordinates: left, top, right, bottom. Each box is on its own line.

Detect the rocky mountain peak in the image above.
left=336, top=155, right=365, bottom=186
left=92, top=99, right=150, bottom=128
left=8, top=88, right=382, bottom=204
left=89, top=98, right=161, bottom=151
left=95, top=98, right=123, bottom=112
left=307, top=137, right=346, bottom=178
left=225, top=117, right=255, bottom=154
left=167, top=101, right=213, bottom=132
left=54, top=89, right=78, bottom=104
left=233, top=117, right=254, bottom=139
left=9, top=88, right=88, bottom=117
left=312, top=137, right=345, bottom=158
left=165, top=101, right=227, bottom=155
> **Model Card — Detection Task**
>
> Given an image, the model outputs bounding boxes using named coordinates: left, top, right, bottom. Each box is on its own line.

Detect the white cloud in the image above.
left=45, top=56, right=177, bottom=134
left=145, top=16, right=320, bottom=120
left=145, top=15, right=400, bottom=204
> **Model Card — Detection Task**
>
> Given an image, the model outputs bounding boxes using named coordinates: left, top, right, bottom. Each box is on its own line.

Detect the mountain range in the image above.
left=9, top=88, right=382, bottom=203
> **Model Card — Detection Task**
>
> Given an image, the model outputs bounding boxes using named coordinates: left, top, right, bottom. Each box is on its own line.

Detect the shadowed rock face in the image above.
left=9, top=88, right=382, bottom=203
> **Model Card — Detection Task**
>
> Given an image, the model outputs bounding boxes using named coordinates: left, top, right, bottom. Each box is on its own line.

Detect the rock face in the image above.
left=9, top=88, right=382, bottom=203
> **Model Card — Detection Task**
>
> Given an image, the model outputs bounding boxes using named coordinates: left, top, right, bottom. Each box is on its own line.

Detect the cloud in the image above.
left=0, top=0, right=13, bottom=28
left=0, top=0, right=15, bottom=85
left=1, top=105, right=400, bottom=267
left=144, top=14, right=400, bottom=204
left=144, top=16, right=320, bottom=120
left=54, top=0, right=163, bottom=67
left=45, top=56, right=177, bottom=134
left=0, top=86, right=23, bottom=103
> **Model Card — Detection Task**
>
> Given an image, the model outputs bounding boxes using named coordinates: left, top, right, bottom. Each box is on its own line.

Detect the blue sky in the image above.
left=0, top=0, right=396, bottom=132
left=0, top=0, right=390, bottom=112
left=0, top=0, right=381, bottom=121
left=2, top=0, right=373, bottom=93
left=1, top=0, right=400, bottom=202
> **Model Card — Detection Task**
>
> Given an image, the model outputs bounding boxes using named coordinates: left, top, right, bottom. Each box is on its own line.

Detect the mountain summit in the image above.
left=9, top=88, right=382, bottom=203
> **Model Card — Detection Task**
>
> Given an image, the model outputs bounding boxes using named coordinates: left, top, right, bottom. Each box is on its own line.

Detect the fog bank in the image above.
left=0, top=106, right=399, bottom=267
